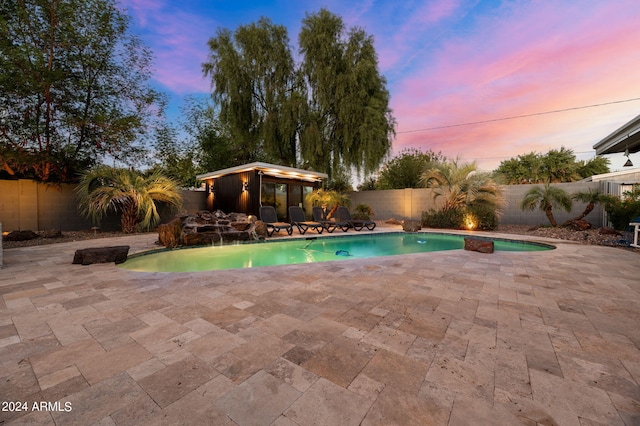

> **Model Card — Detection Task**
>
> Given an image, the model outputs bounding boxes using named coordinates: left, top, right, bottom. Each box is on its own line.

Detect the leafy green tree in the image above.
left=180, top=96, right=238, bottom=172
left=0, top=0, right=165, bottom=182
left=495, top=152, right=543, bottom=184
left=203, top=18, right=302, bottom=167
left=76, top=166, right=182, bottom=233
left=377, top=148, right=443, bottom=189
left=520, top=183, right=572, bottom=227
left=299, top=9, right=394, bottom=178
left=495, top=148, right=609, bottom=184
left=148, top=124, right=200, bottom=188
left=576, top=156, right=610, bottom=179
left=541, top=147, right=580, bottom=183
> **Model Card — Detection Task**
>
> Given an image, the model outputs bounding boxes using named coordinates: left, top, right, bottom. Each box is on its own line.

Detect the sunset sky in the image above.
left=118, top=0, right=640, bottom=172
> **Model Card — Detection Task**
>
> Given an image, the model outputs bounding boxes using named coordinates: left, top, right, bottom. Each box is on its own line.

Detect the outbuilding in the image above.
left=196, top=162, right=328, bottom=221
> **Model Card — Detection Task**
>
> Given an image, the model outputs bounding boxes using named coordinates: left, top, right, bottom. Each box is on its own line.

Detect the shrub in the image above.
left=467, top=203, right=499, bottom=230
left=603, top=187, right=640, bottom=230
left=422, top=208, right=464, bottom=229
left=352, top=204, right=374, bottom=220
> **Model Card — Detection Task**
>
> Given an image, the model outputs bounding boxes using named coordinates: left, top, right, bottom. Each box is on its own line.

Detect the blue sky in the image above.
left=117, top=0, right=640, bottom=171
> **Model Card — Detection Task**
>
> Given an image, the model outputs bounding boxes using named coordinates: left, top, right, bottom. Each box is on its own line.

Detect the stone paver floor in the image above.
left=1, top=230, right=639, bottom=425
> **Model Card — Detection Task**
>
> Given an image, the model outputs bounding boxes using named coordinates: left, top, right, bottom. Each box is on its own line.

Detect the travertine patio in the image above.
left=1, top=230, right=639, bottom=425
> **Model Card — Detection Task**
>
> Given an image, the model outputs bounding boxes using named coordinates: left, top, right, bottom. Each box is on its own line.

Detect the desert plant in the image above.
left=602, top=187, right=640, bottom=230
left=77, top=166, right=182, bottom=233
left=520, top=183, right=572, bottom=227
left=305, top=189, right=350, bottom=219
left=563, top=189, right=606, bottom=225
left=421, top=159, right=503, bottom=213
left=351, top=204, right=374, bottom=220
left=422, top=207, right=464, bottom=229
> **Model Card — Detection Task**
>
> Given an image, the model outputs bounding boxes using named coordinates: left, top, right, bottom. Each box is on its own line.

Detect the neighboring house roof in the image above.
left=196, top=162, right=328, bottom=183
left=593, top=113, right=640, bottom=155
left=580, top=167, right=640, bottom=183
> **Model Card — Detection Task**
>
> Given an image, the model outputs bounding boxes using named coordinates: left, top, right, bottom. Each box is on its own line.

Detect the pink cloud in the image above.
left=118, top=0, right=213, bottom=93
left=389, top=1, right=640, bottom=169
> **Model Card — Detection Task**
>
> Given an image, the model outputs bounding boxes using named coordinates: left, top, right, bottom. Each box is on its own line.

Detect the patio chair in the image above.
left=336, top=206, right=376, bottom=231
left=289, top=206, right=323, bottom=235
left=259, top=206, right=293, bottom=237
left=312, top=206, right=350, bottom=233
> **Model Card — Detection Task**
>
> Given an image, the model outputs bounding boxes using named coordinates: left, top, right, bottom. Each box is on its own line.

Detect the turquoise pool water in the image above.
left=120, top=232, right=554, bottom=273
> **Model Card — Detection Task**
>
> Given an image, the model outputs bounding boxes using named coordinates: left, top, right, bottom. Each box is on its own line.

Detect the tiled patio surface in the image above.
left=1, top=229, right=639, bottom=425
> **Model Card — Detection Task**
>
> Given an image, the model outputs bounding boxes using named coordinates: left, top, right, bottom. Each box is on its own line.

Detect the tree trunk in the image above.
left=563, top=202, right=594, bottom=226
left=545, top=204, right=558, bottom=227
left=120, top=200, right=138, bottom=233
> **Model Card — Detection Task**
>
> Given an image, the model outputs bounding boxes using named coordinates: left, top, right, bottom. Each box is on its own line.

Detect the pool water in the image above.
left=120, top=233, right=553, bottom=273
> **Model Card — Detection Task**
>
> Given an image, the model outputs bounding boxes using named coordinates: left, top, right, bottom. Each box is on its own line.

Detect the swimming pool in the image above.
left=119, top=232, right=554, bottom=273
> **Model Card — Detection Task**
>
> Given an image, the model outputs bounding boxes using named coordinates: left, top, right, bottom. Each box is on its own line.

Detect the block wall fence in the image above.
left=0, top=180, right=207, bottom=232
left=348, top=180, right=610, bottom=228
left=0, top=178, right=618, bottom=233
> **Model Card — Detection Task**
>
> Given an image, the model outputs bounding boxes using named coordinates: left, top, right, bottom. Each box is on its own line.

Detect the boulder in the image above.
left=464, top=238, right=494, bottom=254
left=158, top=218, right=182, bottom=248
left=599, top=227, right=622, bottom=236
left=158, top=210, right=263, bottom=248
left=182, top=232, right=222, bottom=246
left=563, top=219, right=591, bottom=231
left=402, top=220, right=422, bottom=232
left=42, top=229, right=63, bottom=239
left=230, top=221, right=251, bottom=231
left=4, top=230, right=39, bottom=241
left=254, top=221, right=268, bottom=237
left=73, top=246, right=130, bottom=265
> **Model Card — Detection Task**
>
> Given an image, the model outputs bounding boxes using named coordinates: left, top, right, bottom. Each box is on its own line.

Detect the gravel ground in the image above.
left=3, top=223, right=638, bottom=253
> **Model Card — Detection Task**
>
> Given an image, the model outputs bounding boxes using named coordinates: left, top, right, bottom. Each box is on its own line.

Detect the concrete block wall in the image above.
left=348, top=181, right=606, bottom=227
left=0, top=180, right=208, bottom=232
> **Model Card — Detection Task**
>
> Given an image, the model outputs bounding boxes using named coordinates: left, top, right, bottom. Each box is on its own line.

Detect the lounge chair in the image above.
left=259, top=206, right=293, bottom=237
left=336, top=206, right=376, bottom=231
left=289, top=206, right=323, bottom=235
left=312, top=206, right=350, bottom=233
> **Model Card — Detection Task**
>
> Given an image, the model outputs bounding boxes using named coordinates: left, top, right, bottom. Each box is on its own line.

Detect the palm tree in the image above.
left=520, top=183, right=572, bottom=227
left=420, top=159, right=503, bottom=212
left=77, top=166, right=183, bottom=233
left=564, top=189, right=606, bottom=224
left=305, top=188, right=350, bottom=219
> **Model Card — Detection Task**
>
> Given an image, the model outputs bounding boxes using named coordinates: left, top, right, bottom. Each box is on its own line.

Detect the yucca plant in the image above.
left=76, top=166, right=183, bottom=233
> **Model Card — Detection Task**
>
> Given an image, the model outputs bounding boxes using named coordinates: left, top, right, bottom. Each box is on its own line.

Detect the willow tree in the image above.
left=0, top=0, right=165, bottom=182
left=203, top=18, right=303, bottom=166
left=298, top=9, right=394, bottom=178
left=202, top=9, right=395, bottom=178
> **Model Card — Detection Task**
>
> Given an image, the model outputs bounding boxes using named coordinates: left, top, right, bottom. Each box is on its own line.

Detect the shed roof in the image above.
left=593, top=113, right=640, bottom=155
left=196, top=162, right=328, bottom=183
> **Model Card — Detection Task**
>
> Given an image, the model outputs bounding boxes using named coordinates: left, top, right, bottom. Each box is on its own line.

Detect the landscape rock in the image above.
left=158, top=218, right=182, bottom=248
left=158, top=210, right=261, bottom=248
left=4, top=230, right=39, bottom=241
left=563, top=219, right=592, bottom=231
left=42, top=229, right=63, bottom=239
left=254, top=221, right=268, bottom=237
left=402, top=220, right=422, bottom=232
left=73, top=246, right=130, bottom=265
left=464, top=238, right=494, bottom=253
left=599, top=227, right=622, bottom=236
